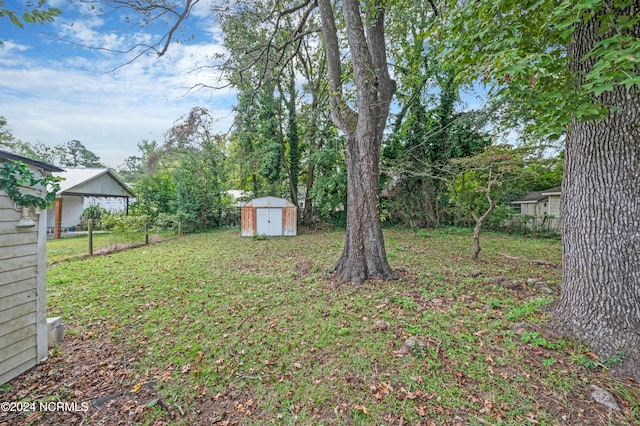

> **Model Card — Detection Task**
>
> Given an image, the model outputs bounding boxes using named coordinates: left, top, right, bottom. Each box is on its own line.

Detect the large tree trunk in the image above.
left=318, top=0, right=397, bottom=285
left=554, top=2, right=640, bottom=379
left=334, top=133, right=396, bottom=284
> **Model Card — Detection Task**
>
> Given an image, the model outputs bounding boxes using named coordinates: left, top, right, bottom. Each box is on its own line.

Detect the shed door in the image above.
left=256, top=208, right=282, bottom=236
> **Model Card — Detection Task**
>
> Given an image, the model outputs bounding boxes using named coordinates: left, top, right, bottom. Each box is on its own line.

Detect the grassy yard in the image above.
left=46, top=230, right=159, bottom=264
left=46, top=232, right=116, bottom=263
left=5, top=228, right=639, bottom=425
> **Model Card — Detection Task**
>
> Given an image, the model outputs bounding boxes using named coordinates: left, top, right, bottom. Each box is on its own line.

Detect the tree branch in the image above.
left=317, top=0, right=357, bottom=133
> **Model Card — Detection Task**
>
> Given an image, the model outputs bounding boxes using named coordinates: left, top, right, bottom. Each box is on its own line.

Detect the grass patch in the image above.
left=27, top=229, right=640, bottom=424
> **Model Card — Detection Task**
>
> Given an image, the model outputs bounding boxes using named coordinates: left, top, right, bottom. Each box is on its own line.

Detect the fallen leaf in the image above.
left=353, top=404, right=368, bottom=414
left=130, top=381, right=143, bottom=393
left=415, top=405, right=428, bottom=416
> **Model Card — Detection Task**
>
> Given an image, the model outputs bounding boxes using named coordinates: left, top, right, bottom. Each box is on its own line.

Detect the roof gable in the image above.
left=243, top=196, right=295, bottom=208
left=54, top=168, right=134, bottom=198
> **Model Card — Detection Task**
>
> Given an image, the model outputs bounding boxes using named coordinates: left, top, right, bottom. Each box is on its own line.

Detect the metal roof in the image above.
left=54, top=168, right=135, bottom=198
left=541, top=186, right=562, bottom=196
left=0, top=150, right=64, bottom=172
left=242, top=196, right=296, bottom=208
left=511, top=186, right=562, bottom=204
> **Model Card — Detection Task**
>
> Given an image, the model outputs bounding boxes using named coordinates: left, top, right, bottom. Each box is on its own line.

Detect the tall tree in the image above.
left=442, top=0, right=640, bottom=378
left=58, top=140, right=105, bottom=168
left=0, top=116, right=15, bottom=150
left=317, top=0, right=397, bottom=284
left=92, top=0, right=411, bottom=283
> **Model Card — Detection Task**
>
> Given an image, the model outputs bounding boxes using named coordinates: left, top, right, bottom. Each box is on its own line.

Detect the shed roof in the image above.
left=54, top=168, right=135, bottom=198
left=242, top=196, right=295, bottom=208
left=0, top=150, right=64, bottom=172
left=511, top=190, right=547, bottom=204
left=511, top=186, right=562, bottom=204
left=541, top=186, right=561, bottom=196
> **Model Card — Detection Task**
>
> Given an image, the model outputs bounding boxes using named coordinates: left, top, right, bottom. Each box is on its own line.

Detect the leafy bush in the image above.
left=151, top=212, right=180, bottom=232
left=102, top=213, right=150, bottom=234
left=82, top=205, right=108, bottom=229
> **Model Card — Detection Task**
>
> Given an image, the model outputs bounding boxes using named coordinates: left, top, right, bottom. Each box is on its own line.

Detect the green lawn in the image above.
left=32, top=229, right=640, bottom=423
left=46, top=231, right=154, bottom=264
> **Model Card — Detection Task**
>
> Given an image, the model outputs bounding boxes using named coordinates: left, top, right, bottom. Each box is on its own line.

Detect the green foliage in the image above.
left=229, top=85, right=286, bottom=197
left=286, top=71, right=301, bottom=203
left=506, top=297, right=552, bottom=321
left=130, top=173, right=176, bottom=217
left=382, top=67, right=493, bottom=228
left=57, top=140, right=105, bottom=168
left=4, top=137, right=105, bottom=168
left=0, top=0, right=60, bottom=39
left=0, top=116, right=15, bottom=149
left=576, top=350, right=626, bottom=371
left=520, top=332, right=566, bottom=350
left=440, top=0, right=640, bottom=139
left=82, top=205, right=108, bottom=228
left=0, top=160, right=61, bottom=209
left=101, top=212, right=149, bottom=233
left=150, top=212, right=180, bottom=232
left=309, top=130, right=347, bottom=222
left=173, top=149, right=227, bottom=232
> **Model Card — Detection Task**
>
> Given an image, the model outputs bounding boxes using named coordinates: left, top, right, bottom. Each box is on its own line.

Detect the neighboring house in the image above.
left=47, top=168, right=135, bottom=238
left=511, top=186, right=561, bottom=231
left=0, top=151, right=63, bottom=385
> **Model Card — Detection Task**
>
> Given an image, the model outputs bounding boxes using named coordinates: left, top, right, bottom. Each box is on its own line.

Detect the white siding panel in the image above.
left=0, top=279, right=34, bottom=299
left=0, top=232, right=38, bottom=246
left=0, top=267, right=36, bottom=286
left=0, top=305, right=36, bottom=335
left=0, top=289, right=36, bottom=312
left=0, top=243, right=35, bottom=260
left=73, top=173, right=130, bottom=196
left=0, top=346, right=37, bottom=382
left=0, top=254, right=37, bottom=273
left=0, top=220, right=25, bottom=234
left=0, top=332, right=36, bottom=363
left=0, top=207, right=20, bottom=221
left=0, top=312, right=36, bottom=338
left=0, top=164, right=48, bottom=386
left=0, top=195, right=16, bottom=209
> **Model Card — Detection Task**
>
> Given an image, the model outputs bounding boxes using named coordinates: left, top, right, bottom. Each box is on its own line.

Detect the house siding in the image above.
left=511, top=187, right=562, bottom=231
left=0, top=176, right=49, bottom=385
left=546, top=195, right=561, bottom=230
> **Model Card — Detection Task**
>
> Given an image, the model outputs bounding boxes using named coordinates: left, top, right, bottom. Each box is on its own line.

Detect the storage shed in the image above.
left=241, top=196, right=297, bottom=236
left=0, top=150, right=63, bottom=385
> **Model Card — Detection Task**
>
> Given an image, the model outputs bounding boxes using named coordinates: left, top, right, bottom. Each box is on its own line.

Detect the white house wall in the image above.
left=545, top=195, right=561, bottom=230
left=0, top=180, right=47, bottom=385
left=47, top=196, right=85, bottom=230
left=84, top=196, right=126, bottom=213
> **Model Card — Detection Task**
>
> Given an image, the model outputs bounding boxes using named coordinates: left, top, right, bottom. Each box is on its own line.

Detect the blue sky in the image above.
left=0, top=0, right=236, bottom=168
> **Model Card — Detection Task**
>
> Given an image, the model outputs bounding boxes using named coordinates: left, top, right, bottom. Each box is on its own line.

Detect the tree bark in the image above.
left=470, top=202, right=494, bottom=261
left=554, top=2, right=640, bottom=379
left=318, top=0, right=397, bottom=284
left=302, top=162, right=315, bottom=226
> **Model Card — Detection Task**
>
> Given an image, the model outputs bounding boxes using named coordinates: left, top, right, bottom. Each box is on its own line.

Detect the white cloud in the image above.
left=0, top=5, right=236, bottom=169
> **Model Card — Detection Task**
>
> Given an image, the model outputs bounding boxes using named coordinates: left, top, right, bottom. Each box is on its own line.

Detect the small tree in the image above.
left=434, top=145, right=526, bottom=260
